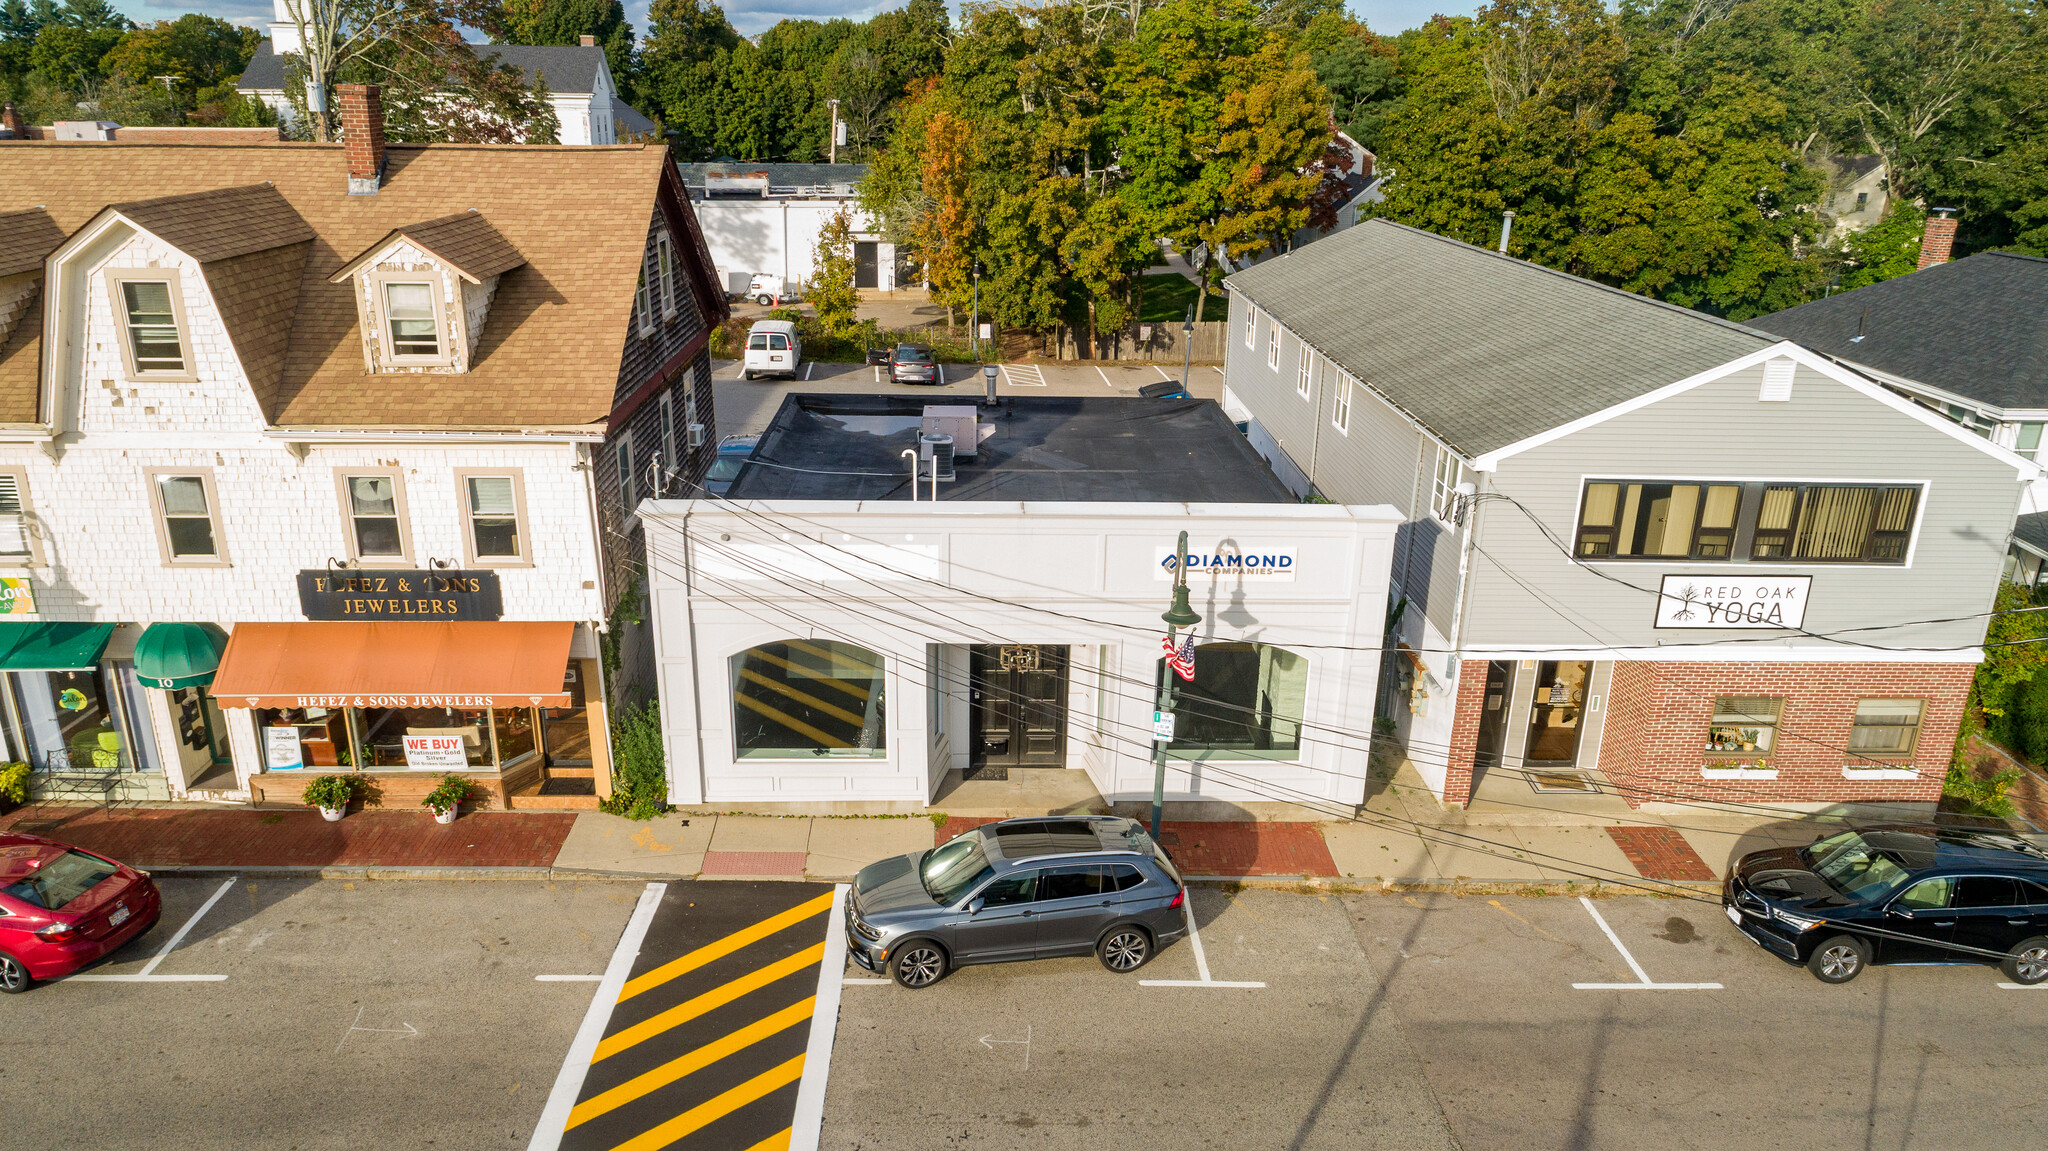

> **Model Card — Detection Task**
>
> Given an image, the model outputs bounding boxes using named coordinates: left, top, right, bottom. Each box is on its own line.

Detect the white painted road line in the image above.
left=790, top=884, right=851, bottom=1151
left=843, top=977, right=892, bottom=985
left=1571, top=896, right=1723, bottom=990
left=1095, top=366, right=1114, bottom=388
left=66, top=973, right=229, bottom=983
left=1002, top=364, right=1046, bottom=387
left=70, top=876, right=240, bottom=984
left=527, top=881, right=666, bottom=1151
left=1999, top=982, right=2048, bottom=990
left=534, top=974, right=604, bottom=982
left=1141, top=896, right=1265, bottom=989
left=142, top=875, right=236, bottom=976
left=804, top=362, right=814, bottom=380
left=1153, top=364, right=1173, bottom=380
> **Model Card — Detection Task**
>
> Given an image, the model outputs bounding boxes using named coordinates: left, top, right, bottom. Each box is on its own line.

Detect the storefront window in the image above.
left=1706, top=696, right=1781, bottom=757
left=493, top=707, right=538, bottom=765
left=1849, top=698, right=1924, bottom=758
left=355, top=706, right=491, bottom=768
left=732, top=640, right=887, bottom=758
left=1160, top=642, right=1307, bottom=758
left=256, top=706, right=347, bottom=769
left=11, top=669, right=117, bottom=770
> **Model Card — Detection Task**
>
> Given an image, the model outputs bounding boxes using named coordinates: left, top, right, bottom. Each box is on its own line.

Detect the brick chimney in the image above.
left=338, top=83, right=386, bottom=196
left=580, top=34, right=595, bottom=46
left=1917, top=209, right=1959, bottom=270
left=0, top=102, right=24, bottom=140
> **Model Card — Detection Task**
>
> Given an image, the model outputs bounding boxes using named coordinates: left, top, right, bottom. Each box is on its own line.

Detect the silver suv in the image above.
left=846, top=816, right=1188, bottom=988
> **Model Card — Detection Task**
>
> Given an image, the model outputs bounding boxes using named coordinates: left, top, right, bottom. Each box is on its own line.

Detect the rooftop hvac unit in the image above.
left=920, top=433, right=956, bottom=482
left=921, top=404, right=979, bottom=457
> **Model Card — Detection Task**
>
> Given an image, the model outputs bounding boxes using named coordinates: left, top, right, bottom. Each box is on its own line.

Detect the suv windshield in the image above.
left=705, top=455, right=745, bottom=482
left=3, top=849, right=117, bottom=910
left=1805, top=831, right=1910, bottom=900
left=895, top=346, right=933, bottom=363
left=920, top=834, right=994, bottom=905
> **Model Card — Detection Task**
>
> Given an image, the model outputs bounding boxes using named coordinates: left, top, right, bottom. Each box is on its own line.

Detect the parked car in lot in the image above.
left=0, top=832, right=161, bottom=992
left=846, top=815, right=1187, bottom=989
left=1723, top=825, right=2048, bottom=985
left=701, top=433, right=760, bottom=496
left=888, top=343, right=940, bottom=385
left=742, top=319, right=801, bottom=381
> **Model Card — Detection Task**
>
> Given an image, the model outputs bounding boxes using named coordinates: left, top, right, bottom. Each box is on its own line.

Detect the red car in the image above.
left=0, top=833, right=161, bottom=992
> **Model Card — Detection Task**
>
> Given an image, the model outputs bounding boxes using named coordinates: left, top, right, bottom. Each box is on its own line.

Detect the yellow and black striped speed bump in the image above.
left=559, top=882, right=836, bottom=1151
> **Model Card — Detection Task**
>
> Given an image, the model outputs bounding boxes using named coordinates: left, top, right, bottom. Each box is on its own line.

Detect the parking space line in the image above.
left=803, top=362, right=814, bottom=380
left=568, top=998, right=817, bottom=1127
left=537, top=975, right=604, bottom=982
left=1140, top=897, right=1265, bottom=989
left=1095, top=366, right=1113, bottom=388
left=1571, top=896, right=1723, bottom=990
left=620, top=892, right=834, bottom=1003
left=528, top=881, right=667, bottom=1151
left=842, top=977, right=891, bottom=985
left=594, top=943, right=827, bottom=1061
left=70, top=874, right=237, bottom=984
left=789, top=884, right=849, bottom=1151
left=1998, top=982, right=2048, bottom=990
left=609, top=1055, right=807, bottom=1151
left=1153, top=365, right=1172, bottom=380
left=1002, top=364, right=1045, bottom=387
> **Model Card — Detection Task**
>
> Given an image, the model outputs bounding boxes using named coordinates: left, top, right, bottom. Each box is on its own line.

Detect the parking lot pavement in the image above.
left=821, top=888, right=1460, bottom=1151
left=713, top=360, right=1227, bottom=436
left=1344, top=891, right=2048, bottom=1151
left=1, top=876, right=639, bottom=1150
left=549, top=881, right=839, bottom=1151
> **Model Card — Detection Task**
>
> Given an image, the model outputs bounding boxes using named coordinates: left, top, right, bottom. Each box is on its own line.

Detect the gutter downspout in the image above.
left=678, top=507, right=709, bottom=806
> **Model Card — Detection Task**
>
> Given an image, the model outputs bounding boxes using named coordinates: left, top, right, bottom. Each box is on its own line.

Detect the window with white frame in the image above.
left=458, top=471, right=526, bottom=563
left=656, top=232, right=677, bottom=318
left=147, top=470, right=227, bottom=564
left=338, top=470, right=409, bottom=563
left=107, top=272, right=192, bottom=378
left=381, top=281, right=441, bottom=358
left=1430, top=447, right=1465, bottom=524
left=634, top=265, right=653, bottom=336
left=1297, top=345, right=1316, bottom=400
left=1331, top=370, right=1352, bottom=434
left=617, top=435, right=636, bottom=512
left=0, top=470, right=34, bottom=562
left=2014, top=423, right=2043, bottom=461
left=1243, top=303, right=1256, bottom=349
left=1267, top=321, right=1280, bottom=370
left=659, top=394, right=677, bottom=495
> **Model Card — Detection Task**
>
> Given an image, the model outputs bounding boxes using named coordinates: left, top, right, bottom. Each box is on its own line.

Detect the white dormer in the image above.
left=327, top=211, right=525, bottom=375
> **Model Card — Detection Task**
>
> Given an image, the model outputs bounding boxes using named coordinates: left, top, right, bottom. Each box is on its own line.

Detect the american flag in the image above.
left=1162, top=634, right=1196, bottom=681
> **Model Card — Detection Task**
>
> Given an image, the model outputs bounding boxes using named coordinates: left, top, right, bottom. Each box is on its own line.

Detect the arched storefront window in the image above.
left=1160, top=642, right=1306, bottom=758
left=732, top=640, right=887, bottom=758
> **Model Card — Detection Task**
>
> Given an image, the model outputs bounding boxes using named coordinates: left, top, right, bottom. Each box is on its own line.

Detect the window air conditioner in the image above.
left=687, top=422, right=706, bottom=448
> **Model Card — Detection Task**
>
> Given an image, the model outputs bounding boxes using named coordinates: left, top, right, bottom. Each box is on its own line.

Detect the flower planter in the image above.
left=432, top=804, right=457, bottom=825
left=319, top=805, right=345, bottom=822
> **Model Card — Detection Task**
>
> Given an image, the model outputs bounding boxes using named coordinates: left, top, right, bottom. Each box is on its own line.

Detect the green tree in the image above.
left=101, top=15, right=260, bottom=104
left=810, top=206, right=862, bottom=333
left=27, top=20, right=121, bottom=87
left=641, top=0, right=737, bottom=157
left=498, top=0, right=639, bottom=106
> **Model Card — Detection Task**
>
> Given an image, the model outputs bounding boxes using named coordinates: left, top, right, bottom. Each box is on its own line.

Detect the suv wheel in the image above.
left=890, top=940, right=947, bottom=989
left=1098, top=927, right=1151, bottom=973
left=0, top=950, right=32, bottom=994
left=1807, top=934, right=1868, bottom=984
left=2003, top=936, right=2048, bottom=985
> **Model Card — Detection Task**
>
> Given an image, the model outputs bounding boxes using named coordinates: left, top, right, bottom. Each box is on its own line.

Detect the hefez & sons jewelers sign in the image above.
left=297, top=570, right=504, bottom=621
left=1654, top=575, right=1812, bottom=629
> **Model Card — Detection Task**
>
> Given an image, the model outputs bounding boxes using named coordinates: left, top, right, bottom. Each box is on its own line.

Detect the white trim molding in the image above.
left=1841, top=766, right=1919, bottom=780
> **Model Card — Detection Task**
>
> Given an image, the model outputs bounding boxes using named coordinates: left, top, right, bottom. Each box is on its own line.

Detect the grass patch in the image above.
left=1138, top=273, right=1229, bottom=324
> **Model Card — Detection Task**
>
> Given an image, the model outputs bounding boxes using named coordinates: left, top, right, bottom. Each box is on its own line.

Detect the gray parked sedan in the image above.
left=846, top=815, right=1188, bottom=988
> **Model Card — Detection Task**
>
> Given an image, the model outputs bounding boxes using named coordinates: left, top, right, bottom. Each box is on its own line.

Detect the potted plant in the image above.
left=0, top=760, right=28, bottom=815
left=301, top=774, right=357, bottom=821
left=422, top=775, right=476, bottom=824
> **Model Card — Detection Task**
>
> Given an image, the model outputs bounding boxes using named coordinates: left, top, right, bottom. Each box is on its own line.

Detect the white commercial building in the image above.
left=677, top=164, right=900, bottom=295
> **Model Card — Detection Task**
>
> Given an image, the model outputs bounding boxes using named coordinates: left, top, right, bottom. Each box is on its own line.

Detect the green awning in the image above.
left=133, top=622, right=230, bottom=689
left=0, top=622, right=116, bottom=671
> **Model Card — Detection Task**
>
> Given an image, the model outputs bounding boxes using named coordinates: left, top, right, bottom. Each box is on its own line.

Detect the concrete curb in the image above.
left=1183, top=875, right=1723, bottom=897
left=141, top=864, right=692, bottom=883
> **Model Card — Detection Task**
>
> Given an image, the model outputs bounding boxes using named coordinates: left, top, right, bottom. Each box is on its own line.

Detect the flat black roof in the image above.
left=725, top=394, right=1297, bottom=503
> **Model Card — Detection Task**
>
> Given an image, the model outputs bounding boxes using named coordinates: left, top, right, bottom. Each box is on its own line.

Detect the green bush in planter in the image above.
left=301, top=774, right=358, bottom=810
left=0, top=760, right=28, bottom=807
left=422, top=774, right=477, bottom=813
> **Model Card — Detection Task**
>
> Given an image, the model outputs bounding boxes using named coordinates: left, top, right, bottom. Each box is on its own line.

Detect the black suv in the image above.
left=846, top=816, right=1188, bottom=989
left=1725, top=825, right=2048, bottom=984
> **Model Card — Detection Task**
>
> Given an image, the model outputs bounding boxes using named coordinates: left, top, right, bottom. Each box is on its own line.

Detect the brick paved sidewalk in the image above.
left=938, top=816, right=1340, bottom=878
left=0, top=805, right=576, bottom=869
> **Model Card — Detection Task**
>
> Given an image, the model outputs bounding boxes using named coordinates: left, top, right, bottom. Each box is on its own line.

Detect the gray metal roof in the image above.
left=1223, top=219, right=1774, bottom=458
left=2014, top=511, right=2048, bottom=557
left=238, top=40, right=608, bottom=96
left=1752, top=252, right=2048, bottom=411
left=677, top=162, right=867, bottom=189
left=727, top=394, right=1295, bottom=503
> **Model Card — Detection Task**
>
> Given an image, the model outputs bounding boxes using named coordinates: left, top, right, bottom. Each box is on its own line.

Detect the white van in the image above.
left=742, top=320, right=801, bottom=380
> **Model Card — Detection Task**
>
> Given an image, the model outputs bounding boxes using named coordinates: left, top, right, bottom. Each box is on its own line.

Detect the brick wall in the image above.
left=1443, top=664, right=1488, bottom=805
left=1599, top=660, right=1973, bottom=808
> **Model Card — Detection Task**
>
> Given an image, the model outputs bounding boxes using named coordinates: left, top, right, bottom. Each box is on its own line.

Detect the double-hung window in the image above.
left=1849, top=698, right=1924, bottom=759
left=1243, top=303, right=1256, bottom=349
left=659, top=395, right=677, bottom=495
left=1575, top=479, right=1920, bottom=564
left=616, top=435, right=636, bottom=513
left=634, top=264, right=653, bottom=336
left=655, top=233, right=677, bottom=318
left=2015, top=424, right=2043, bottom=461
left=147, top=470, right=226, bottom=564
left=458, top=471, right=527, bottom=564
left=1297, top=345, right=1315, bottom=400
left=382, top=281, right=440, bottom=358
left=338, top=470, right=408, bottom=563
left=1331, top=370, right=1352, bottom=433
left=107, top=272, right=192, bottom=378
left=1266, top=321, right=1280, bottom=370
left=0, top=469, right=35, bottom=563
left=1707, top=696, right=1782, bottom=758
left=1430, top=447, right=1465, bottom=524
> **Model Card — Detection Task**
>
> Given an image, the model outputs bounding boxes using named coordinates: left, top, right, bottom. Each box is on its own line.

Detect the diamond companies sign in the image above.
left=1654, top=575, right=1812, bottom=630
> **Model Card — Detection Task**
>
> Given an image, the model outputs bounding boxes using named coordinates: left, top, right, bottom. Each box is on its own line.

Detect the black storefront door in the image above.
left=967, top=645, right=1069, bottom=779
left=855, top=242, right=879, bottom=288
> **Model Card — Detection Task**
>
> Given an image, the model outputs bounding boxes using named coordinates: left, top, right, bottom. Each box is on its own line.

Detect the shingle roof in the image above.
left=1751, top=252, right=2048, bottom=411
left=1223, top=219, right=1773, bottom=458
left=677, top=162, right=867, bottom=189
left=238, top=40, right=609, bottom=96
left=0, top=207, right=65, bottom=278
left=0, top=140, right=673, bottom=429
left=614, top=98, right=656, bottom=137
left=2014, top=511, right=2048, bottom=557
left=333, top=210, right=525, bottom=283
left=111, top=183, right=315, bottom=263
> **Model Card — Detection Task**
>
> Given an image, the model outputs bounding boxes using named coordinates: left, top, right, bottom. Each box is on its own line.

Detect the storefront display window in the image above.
left=493, top=707, right=538, bottom=765
left=1707, top=696, right=1781, bottom=757
left=11, top=668, right=116, bottom=770
left=356, top=707, right=491, bottom=768
left=1160, top=642, right=1306, bottom=758
left=732, top=640, right=887, bottom=758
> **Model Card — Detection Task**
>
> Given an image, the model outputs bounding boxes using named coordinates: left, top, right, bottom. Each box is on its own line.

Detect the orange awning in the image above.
left=211, top=622, right=575, bottom=709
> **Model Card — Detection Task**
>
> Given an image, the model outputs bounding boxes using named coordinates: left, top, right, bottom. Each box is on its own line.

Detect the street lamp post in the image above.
left=827, top=98, right=841, bottom=164
left=1150, top=530, right=1201, bottom=839
left=970, top=259, right=984, bottom=362
left=1179, top=303, right=1195, bottom=393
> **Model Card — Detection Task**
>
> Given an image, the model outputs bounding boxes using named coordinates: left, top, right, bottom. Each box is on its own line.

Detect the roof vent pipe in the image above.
left=899, top=448, right=918, bottom=501
left=1497, top=210, right=1515, bottom=255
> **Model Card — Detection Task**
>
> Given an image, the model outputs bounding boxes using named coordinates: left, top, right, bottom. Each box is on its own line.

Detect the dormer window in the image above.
left=106, top=270, right=195, bottom=380
left=382, top=282, right=442, bottom=358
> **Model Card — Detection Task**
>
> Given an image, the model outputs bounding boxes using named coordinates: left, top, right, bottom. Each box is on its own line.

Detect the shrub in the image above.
left=1943, top=762, right=2020, bottom=819
left=0, top=760, right=28, bottom=806
left=421, top=774, right=477, bottom=813
left=300, top=774, right=358, bottom=810
left=600, top=700, right=668, bottom=821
